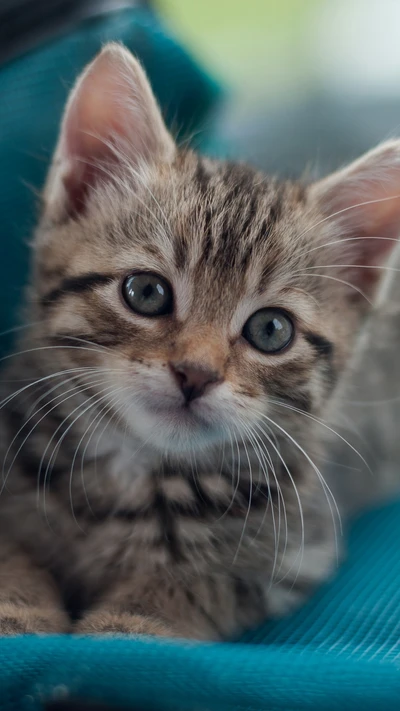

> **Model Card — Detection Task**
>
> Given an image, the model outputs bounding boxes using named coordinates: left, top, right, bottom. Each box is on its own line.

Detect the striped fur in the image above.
left=0, top=44, right=397, bottom=638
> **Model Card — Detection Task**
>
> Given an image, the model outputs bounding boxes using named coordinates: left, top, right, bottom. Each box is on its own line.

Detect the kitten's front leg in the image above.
left=74, top=608, right=175, bottom=638
left=0, top=541, right=69, bottom=635
left=74, top=573, right=237, bottom=640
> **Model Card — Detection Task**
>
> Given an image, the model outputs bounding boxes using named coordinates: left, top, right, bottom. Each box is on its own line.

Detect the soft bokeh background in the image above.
left=160, top=0, right=400, bottom=177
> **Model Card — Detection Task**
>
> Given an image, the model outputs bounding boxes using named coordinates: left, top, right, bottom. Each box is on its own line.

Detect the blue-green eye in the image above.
left=122, top=273, right=173, bottom=317
left=243, top=308, right=294, bottom=353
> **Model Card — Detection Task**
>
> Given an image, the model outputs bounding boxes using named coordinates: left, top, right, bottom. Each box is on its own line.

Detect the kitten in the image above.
left=0, top=43, right=398, bottom=639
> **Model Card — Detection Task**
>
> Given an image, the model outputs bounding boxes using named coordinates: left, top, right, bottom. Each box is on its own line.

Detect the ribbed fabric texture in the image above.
left=0, top=501, right=399, bottom=710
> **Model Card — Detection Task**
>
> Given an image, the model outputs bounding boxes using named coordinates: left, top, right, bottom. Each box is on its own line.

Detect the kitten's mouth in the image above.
left=139, top=398, right=221, bottom=448
left=122, top=392, right=227, bottom=453
left=151, top=401, right=213, bottom=428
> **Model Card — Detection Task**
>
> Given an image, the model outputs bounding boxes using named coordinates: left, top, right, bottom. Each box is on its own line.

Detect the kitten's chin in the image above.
left=125, top=403, right=227, bottom=454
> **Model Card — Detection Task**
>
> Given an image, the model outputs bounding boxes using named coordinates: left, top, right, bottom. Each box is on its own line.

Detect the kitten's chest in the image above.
left=59, top=447, right=274, bottom=589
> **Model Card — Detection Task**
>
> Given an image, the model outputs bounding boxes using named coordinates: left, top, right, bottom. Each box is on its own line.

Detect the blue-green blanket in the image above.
left=1, top=7, right=399, bottom=711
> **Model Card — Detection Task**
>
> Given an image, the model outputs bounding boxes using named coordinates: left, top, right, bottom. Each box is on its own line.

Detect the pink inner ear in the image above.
left=61, top=57, right=133, bottom=215
left=312, top=145, right=400, bottom=298
left=62, top=160, right=102, bottom=216
left=62, top=107, right=119, bottom=215
left=55, top=45, right=174, bottom=217
left=336, top=191, right=400, bottom=294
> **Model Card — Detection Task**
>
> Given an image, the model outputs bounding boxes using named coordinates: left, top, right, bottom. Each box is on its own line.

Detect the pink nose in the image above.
left=169, top=362, right=223, bottom=403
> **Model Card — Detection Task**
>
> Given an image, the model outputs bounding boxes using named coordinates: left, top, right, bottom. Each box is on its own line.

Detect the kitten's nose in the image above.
left=169, top=362, right=223, bottom=403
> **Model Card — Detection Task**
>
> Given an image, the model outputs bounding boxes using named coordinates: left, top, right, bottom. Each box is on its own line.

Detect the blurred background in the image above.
left=4, top=0, right=400, bottom=178
left=159, top=0, right=400, bottom=176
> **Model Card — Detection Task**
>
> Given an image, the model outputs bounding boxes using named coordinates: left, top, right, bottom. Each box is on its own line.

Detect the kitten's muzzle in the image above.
left=169, top=361, right=223, bottom=403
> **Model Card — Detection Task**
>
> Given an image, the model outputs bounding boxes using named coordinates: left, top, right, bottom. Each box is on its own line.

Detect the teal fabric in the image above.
left=1, top=500, right=400, bottom=710
left=0, top=7, right=220, bottom=355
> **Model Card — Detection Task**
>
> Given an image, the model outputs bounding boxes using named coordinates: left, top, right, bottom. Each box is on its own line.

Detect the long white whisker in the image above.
left=268, top=398, right=373, bottom=477
left=0, top=320, right=47, bottom=340
left=296, top=235, right=400, bottom=260
left=294, top=272, right=372, bottom=303
left=232, top=431, right=253, bottom=565
left=250, top=418, right=305, bottom=584
left=256, top=410, right=341, bottom=551
left=22, top=367, right=125, bottom=418
left=40, top=383, right=121, bottom=527
left=211, top=426, right=242, bottom=523
left=55, top=334, right=113, bottom=354
left=68, top=387, right=127, bottom=528
left=0, top=366, right=106, bottom=415
left=1, top=372, right=108, bottom=491
left=0, top=344, right=128, bottom=368
left=297, top=193, right=400, bottom=241
left=247, top=419, right=290, bottom=580
left=79, top=394, right=127, bottom=507
left=296, top=263, right=400, bottom=274
left=237, top=418, right=281, bottom=582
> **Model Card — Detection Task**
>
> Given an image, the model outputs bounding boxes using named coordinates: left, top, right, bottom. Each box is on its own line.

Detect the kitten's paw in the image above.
left=0, top=602, right=70, bottom=635
left=74, top=611, right=175, bottom=637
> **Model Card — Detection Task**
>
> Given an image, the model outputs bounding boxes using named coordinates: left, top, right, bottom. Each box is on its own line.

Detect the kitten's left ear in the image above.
left=44, top=43, right=175, bottom=220
left=309, top=140, right=400, bottom=301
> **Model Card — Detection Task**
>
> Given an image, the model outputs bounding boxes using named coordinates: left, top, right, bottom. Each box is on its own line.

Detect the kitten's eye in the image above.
left=122, top=273, right=173, bottom=316
left=243, top=308, right=294, bottom=353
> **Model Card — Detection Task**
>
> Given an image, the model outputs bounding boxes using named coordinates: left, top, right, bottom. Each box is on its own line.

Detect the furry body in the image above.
left=0, top=44, right=397, bottom=638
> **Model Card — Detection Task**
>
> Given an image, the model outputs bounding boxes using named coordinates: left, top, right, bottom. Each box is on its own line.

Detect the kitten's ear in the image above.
left=309, top=140, right=400, bottom=301
left=44, top=43, right=175, bottom=220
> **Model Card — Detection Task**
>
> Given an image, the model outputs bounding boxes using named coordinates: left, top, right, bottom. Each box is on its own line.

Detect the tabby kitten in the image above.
left=0, top=43, right=398, bottom=639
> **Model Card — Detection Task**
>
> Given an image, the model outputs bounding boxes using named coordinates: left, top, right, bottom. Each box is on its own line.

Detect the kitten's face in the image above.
left=33, top=45, right=400, bottom=458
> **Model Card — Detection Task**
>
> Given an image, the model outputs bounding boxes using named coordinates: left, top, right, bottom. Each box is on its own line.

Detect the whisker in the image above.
left=296, top=263, right=400, bottom=274
left=1, top=372, right=108, bottom=491
left=0, top=319, right=47, bottom=340
left=92, top=395, right=129, bottom=486
left=0, top=344, right=122, bottom=366
left=24, top=367, right=123, bottom=419
left=293, top=272, right=372, bottom=304
left=297, top=193, right=400, bottom=241
left=40, top=383, right=122, bottom=527
left=296, top=235, right=400, bottom=260
left=212, top=426, right=242, bottom=523
left=256, top=410, right=342, bottom=552
left=248, top=420, right=289, bottom=580
left=250, top=418, right=305, bottom=585
left=237, top=418, right=281, bottom=582
left=54, top=334, right=113, bottom=354
left=232, top=431, right=253, bottom=565
left=268, top=398, right=373, bottom=477
left=68, top=387, right=127, bottom=528
left=0, top=367, right=93, bottom=414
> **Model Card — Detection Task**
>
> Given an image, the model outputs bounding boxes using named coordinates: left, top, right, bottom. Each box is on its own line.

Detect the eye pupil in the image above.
left=243, top=309, right=293, bottom=354
left=266, top=320, right=276, bottom=337
left=143, top=284, right=153, bottom=299
left=122, top=273, right=173, bottom=317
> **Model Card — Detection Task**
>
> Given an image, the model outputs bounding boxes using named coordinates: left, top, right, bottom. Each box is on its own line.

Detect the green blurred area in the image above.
left=159, top=0, right=320, bottom=99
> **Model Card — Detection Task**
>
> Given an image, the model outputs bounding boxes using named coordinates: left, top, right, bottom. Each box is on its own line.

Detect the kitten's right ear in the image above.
left=308, top=140, right=400, bottom=303
left=44, top=43, right=175, bottom=221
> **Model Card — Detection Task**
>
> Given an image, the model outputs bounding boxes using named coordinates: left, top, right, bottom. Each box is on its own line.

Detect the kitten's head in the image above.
left=32, top=44, right=400, bottom=457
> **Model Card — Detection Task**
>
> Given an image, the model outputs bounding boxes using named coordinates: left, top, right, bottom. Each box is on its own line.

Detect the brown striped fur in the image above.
left=0, top=44, right=399, bottom=637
